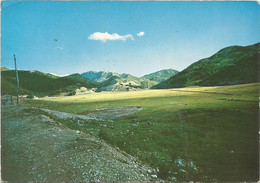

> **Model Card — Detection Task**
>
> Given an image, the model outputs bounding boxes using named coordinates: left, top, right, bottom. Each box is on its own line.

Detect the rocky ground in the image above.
left=1, top=105, right=159, bottom=182
left=80, top=106, right=143, bottom=120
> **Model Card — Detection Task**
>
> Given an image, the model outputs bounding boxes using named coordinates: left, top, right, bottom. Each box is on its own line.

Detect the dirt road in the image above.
left=1, top=105, right=156, bottom=182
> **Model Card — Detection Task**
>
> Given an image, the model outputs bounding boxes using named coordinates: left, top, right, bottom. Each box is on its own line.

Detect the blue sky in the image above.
left=1, top=1, right=260, bottom=76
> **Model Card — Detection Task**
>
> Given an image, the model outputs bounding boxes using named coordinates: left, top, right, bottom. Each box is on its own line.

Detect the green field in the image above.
left=22, top=83, right=259, bottom=181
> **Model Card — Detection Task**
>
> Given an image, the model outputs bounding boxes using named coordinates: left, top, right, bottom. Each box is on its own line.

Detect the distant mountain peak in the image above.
left=142, top=69, right=179, bottom=83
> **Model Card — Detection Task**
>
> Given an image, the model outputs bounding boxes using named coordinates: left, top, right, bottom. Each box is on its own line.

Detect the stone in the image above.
left=151, top=174, right=157, bottom=178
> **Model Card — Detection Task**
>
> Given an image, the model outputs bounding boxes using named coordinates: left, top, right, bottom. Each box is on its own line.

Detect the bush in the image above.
left=95, top=88, right=102, bottom=92
left=158, top=163, right=171, bottom=179
left=48, top=89, right=62, bottom=96
left=68, top=90, right=76, bottom=96
left=26, top=93, right=34, bottom=99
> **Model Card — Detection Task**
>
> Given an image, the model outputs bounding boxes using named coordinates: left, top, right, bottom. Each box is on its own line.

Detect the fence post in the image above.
left=14, top=54, right=19, bottom=104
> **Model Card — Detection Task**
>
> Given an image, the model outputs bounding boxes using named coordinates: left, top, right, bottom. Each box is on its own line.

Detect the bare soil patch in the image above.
left=1, top=105, right=155, bottom=182
left=80, top=106, right=143, bottom=120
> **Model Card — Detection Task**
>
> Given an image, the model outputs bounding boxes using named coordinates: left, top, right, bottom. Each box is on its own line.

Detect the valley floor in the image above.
left=1, top=83, right=259, bottom=182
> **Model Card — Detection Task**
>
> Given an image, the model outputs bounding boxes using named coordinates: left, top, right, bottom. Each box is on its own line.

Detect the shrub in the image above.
left=26, top=93, right=34, bottom=99
left=96, top=88, right=102, bottom=92
left=68, top=90, right=76, bottom=96
left=48, top=89, right=62, bottom=96
left=158, top=163, right=171, bottom=179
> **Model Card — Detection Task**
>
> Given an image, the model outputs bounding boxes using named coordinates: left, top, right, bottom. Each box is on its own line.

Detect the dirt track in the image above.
left=1, top=105, right=156, bottom=182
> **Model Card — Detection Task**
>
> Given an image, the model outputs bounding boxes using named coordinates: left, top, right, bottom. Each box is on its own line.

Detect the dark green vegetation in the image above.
left=141, top=69, right=179, bottom=82
left=1, top=70, right=97, bottom=97
left=154, top=43, right=260, bottom=89
left=23, top=83, right=259, bottom=182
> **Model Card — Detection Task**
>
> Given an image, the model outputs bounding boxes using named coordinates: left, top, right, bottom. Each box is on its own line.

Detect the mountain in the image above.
left=1, top=70, right=97, bottom=97
left=153, top=43, right=260, bottom=89
left=1, top=67, right=11, bottom=71
left=81, top=71, right=158, bottom=91
left=141, top=69, right=179, bottom=83
left=1, top=68, right=178, bottom=96
left=81, top=71, right=120, bottom=83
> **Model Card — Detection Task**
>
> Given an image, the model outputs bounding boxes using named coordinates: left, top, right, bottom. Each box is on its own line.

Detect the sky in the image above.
left=1, top=1, right=260, bottom=77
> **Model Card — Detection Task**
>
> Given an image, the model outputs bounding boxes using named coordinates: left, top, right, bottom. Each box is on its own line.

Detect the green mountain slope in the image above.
left=153, top=43, right=260, bottom=89
left=141, top=69, right=179, bottom=82
left=82, top=71, right=157, bottom=91
left=1, top=70, right=97, bottom=97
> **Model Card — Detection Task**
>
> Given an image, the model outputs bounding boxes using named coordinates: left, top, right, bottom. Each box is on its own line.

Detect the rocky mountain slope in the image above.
left=81, top=71, right=158, bottom=91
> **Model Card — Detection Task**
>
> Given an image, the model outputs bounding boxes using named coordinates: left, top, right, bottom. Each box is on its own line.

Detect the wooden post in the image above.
left=14, top=54, right=19, bottom=104
left=6, top=93, right=10, bottom=105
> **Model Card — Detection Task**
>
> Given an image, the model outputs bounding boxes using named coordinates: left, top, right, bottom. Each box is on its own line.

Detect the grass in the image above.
left=22, top=83, right=259, bottom=181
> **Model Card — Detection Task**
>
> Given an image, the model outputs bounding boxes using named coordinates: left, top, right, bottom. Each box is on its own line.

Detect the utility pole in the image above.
left=14, top=54, right=19, bottom=104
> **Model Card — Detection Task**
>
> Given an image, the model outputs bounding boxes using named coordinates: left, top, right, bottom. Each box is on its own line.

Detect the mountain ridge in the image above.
left=81, top=71, right=158, bottom=91
left=1, top=68, right=177, bottom=96
left=141, top=69, right=179, bottom=83
left=1, top=70, right=97, bottom=97
left=80, top=70, right=178, bottom=91
left=153, top=43, right=260, bottom=89
left=2, top=43, right=259, bottom=95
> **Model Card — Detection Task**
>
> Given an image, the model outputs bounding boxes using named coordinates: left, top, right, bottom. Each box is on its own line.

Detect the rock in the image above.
left=147, top=169, right=152, bottom=174
left=159, top=179, right=165, bottom=183
left=151, top=174, right=157, bottom=178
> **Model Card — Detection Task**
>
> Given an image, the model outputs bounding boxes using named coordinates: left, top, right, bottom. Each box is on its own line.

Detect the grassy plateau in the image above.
left=22, top=83, right=259, bottom=181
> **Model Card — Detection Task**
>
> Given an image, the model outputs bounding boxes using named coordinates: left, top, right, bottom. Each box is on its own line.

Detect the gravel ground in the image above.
left=1, top=105, right=158, bottom=182
left=81, top=106, right=143, bottom=120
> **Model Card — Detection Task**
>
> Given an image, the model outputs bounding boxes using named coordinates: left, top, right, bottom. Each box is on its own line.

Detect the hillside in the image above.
left=82, top=71, right=157, bottom=91
left=141, top=69, right=179, bottom=82
left=153, top=43, right=260, bottom=89
left=1, top=70, right=97, bottom=97
left=1, top=67, right=11, bottom=71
